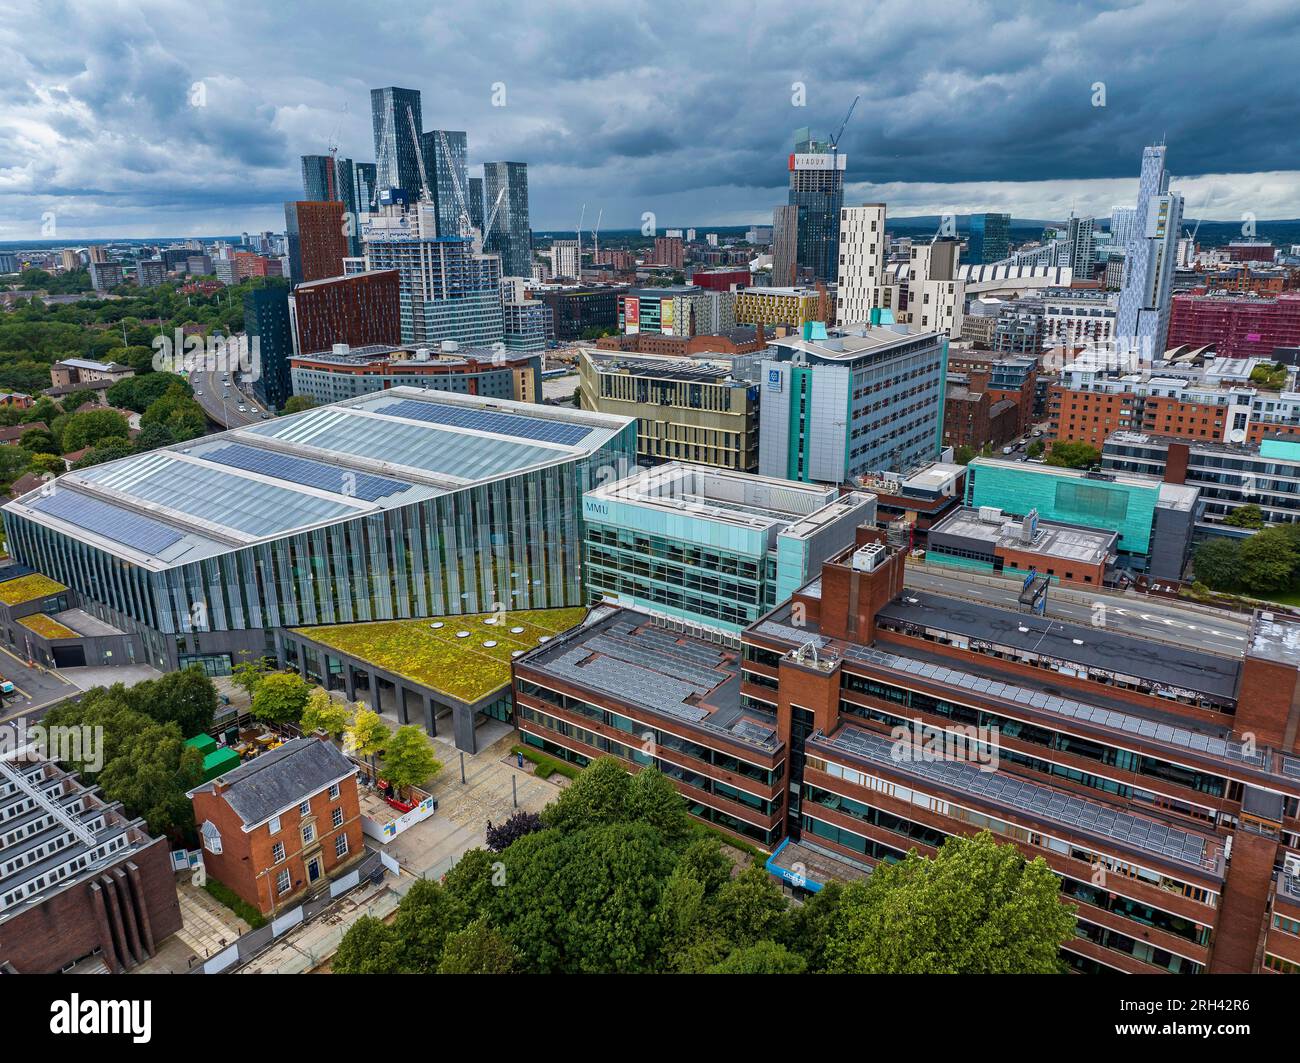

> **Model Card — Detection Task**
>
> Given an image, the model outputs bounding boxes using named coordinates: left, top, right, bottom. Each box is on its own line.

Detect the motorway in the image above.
left=188, top=363, right=272, bottom=429
left=903, top=563, right=1252, bottom=659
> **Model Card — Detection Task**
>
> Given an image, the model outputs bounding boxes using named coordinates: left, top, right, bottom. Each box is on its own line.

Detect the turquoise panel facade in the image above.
left=966, top=461, right=1158, bottom=554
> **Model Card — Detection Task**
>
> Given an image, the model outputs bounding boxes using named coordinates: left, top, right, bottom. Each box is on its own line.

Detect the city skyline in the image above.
left=3, top=0, right=1299, bottom=238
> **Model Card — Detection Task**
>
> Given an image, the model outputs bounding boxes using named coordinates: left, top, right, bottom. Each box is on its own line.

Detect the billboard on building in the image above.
left=624, top=296, right=639, bottom=335
left=661, top=298, right=674, bottom=336
left=789, top=153, right=847, bottom=171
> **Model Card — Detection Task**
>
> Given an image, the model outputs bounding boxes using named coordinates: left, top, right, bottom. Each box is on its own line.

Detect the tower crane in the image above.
left=436, top=129, right=475, bottom=240
left=405, top=105, right=433, bottom=204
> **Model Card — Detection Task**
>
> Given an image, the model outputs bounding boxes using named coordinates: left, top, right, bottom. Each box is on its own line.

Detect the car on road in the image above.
left=0, top=676, right=14, bottom=697
left=237, top=404, right=247, bottom=412
left=194, top=389, right=202, bottom=396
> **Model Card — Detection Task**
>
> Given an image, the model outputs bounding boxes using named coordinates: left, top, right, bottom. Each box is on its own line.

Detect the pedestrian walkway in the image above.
left=133, top=882, right=249, bottom=973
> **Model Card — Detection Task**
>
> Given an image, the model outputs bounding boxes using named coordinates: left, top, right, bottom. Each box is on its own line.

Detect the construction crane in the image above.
left=593, top=207, right=603, bottom=260
left=436, top=129, right=475, bottom=239
left=482, top=186, right=506, bottom=241
left=828, top=94, right=859, bottom=173
left=405, top=105, right=432, bottom=204
left=577, top=203, right=586, bottom=271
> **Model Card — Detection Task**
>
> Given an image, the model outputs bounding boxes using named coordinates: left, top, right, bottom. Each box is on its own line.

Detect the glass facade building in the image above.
left=582, top=464, right=875, bottom=632
left=2, top=390, right=635, bottom=672
left=370, top=86, right=424, bottom=201
left=483, top=162, right=532, bottom=278
left=420, top=130, right=468, bottom=238
left=967, top=213, right=1010, bottom=266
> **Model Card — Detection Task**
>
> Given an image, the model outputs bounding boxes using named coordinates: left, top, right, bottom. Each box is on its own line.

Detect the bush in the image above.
left=204, top=879, right=266, bottom=929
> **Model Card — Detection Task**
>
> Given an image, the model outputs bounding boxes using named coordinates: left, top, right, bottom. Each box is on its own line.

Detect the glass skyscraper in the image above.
left=967, top=212, right=1010, bottom=265
left=420, top=130, right=469, bottom=237
left=484, top=161, right=532, bottom=278
left=787, top=128, right=844, bottom=284
left=370, top=86, right=424, bottom=201
left=1116, top=144, right=1184, bottom=363
left=468, top=175, right=486, bottom=234
left=301, top=154, right=361, bottom=257
left=353, top=162, right=377, bottom=215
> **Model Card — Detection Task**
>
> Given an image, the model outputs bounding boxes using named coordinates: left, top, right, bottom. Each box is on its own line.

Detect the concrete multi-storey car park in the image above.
left=0, top=388, right=634, bottom=675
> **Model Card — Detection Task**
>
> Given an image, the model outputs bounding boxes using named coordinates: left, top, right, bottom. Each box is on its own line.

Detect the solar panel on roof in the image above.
left=30, top=489, right=184, bottom=554
left=204, top=443, right=409, bottom=502
left=377, top=398, right=593, bottom=447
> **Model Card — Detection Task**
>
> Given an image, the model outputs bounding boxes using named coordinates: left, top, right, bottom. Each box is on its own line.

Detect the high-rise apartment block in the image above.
left=786, top=128, right=845, bottom=284
left=483, top=162, right=531, bottom=277
left=291, top=270, right=402, bottom=356
left=836, top=204, right=889, bottom=324
left=284, top=200, right=348, bottom=285
left=370, top=86, right=424, bottom=202
left=1116, top=145, right=1184, bottom=361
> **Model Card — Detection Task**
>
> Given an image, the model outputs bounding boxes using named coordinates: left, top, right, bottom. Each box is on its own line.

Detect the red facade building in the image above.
left=1168, top=292, right=1300, bottom=359
left=293, top=270, right=402, bottom=355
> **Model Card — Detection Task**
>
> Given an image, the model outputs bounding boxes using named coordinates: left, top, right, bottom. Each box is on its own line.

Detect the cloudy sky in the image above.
left=2, top=0, right=1298, bottom=239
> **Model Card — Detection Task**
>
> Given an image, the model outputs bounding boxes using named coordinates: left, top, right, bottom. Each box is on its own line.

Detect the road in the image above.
left=0, top=641, right=81, bottom=748
left=188, top=363, right=271, bottom=429
left=904, top=563, right=1251, bottom=657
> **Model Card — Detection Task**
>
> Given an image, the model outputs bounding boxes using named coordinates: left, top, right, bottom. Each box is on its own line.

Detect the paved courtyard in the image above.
left=134, top=881, right=249, bottom=974
left=376, top=728, right=566, bottom=879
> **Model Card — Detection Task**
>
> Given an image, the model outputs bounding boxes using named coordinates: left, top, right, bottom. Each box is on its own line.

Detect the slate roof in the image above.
left=190, top=737, right=356, bottom=828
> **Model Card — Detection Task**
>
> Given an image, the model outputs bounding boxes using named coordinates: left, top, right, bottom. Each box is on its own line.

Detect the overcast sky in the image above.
left=2, top=0, right=1298, bottom=239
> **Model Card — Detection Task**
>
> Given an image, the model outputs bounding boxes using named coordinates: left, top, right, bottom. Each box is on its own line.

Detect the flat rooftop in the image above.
left=294, top=607, right=589, bottom=705
left=583, top=351, right=739, bottom=384
left=815, top=726, right=1222, bottom=879
left=293, top=343, right=531, bottom=367
left=969, top=456, right=1167, bottom=493
left=586, top=462, right=850, bottom=534
left=1249, top=611, right=1300, bottom=667
left=876, top=590, right=1241, bottom=700
left=4, top=387, right=632, bottom=570
left=520, top=608, right=777, bottom=751
left=770, top=323, right=939, bottom=363
left=930, top=507, right=1116, bottom=566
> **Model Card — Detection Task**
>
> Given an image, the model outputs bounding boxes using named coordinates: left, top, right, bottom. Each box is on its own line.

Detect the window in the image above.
left=272, top=841, right=285, bottom=864
left=334, top=834, right=349, bottom=859
left=328, top=783, right=340, bottom=800
left=201, top=821, right=222, bottom=855
left=276, top=869, right=291, bottom=895
left=268, top=815, right=281, bottom=834
left=299, top=801, right=311, bottom=816
left=331, top=807, right=344, bottom=829
left=302, top=823, right=315, bottom=844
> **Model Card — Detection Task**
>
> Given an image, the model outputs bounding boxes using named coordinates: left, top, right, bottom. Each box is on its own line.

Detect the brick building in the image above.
left=285, top=200, right=348, bottom=285
left=0, top=752, right=182, bottom=973
left=189, top=738, right=363, bottom=915
left=292, top=270, right=402, bottom=356
left=653, top=236, right=684, bottom=269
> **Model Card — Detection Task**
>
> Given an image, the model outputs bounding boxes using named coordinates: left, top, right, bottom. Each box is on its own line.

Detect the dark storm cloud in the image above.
left=1, top=0, right=1297, bottom=236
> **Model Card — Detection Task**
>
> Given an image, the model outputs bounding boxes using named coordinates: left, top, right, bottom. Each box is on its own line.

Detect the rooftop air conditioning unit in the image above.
left=332, top=343, right=350, bottom=357
left=978, top=506, right=1003, bottom=524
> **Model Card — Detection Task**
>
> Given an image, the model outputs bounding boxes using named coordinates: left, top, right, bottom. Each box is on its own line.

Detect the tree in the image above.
left=953, top=444, right=975, bottom=466
left=540, top=755, right=634, bottom=833
left=485, top=810, right=544, bottom=852
left=824, top=831, right=1076, bottom=973
left=249, top=670, right=311, bottom=723
left=300, top=688, right=351, bottom=738
left=60, top=408, right=130, bottom=452
left=281, top=396, right=315, bottom=415
left=0, top=445, right=31, bottom=483
left=346, top=706, right=390, bottom=760
left=230, top=655, right=271, bottom=699
left=776, top=879, right=843, bottom=973
left=71, top=438, right=134, bottom=469
left=1192, top=537, right=1241, bottom=591
left=438, top=919, right=519, bottom=973
left=1225, top=503, right=1265, bottom=529
left=1044, top=441, right=1100, bottom=469
left=134, top=422, right=175, bottom=452
left=388, top=879, right=465, bottom=973
left=332, top=916, right=400, bottom=974
left=28, top=453, right=63, bottom=476
left=1026, top=439, right=1045, bottom=458
left=706, top=940, right=807, bottom=974
left=19, top=428, right=58, bottom=455
left=381, top=725, right=442, bottom=792
left=1239, top=527, right=1299, bottom=594
left=126, top=665, right=218, bottom=736
left=626, top=766, right=692, bottom=844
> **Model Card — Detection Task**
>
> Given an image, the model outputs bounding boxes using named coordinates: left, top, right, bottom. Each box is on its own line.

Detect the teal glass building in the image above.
left=583, top=464, right=876, bottom=632
left=2, top=389, right=635, bottom=672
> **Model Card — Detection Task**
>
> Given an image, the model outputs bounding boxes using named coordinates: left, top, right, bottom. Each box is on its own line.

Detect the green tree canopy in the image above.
left=1044, top=441, right=1100, bottom=469
left=249, top=670, right=311, bottom=723
left=823, top=831, right=1076, bottom=973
